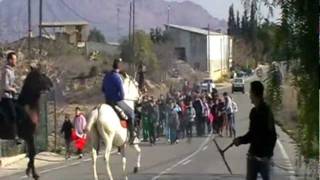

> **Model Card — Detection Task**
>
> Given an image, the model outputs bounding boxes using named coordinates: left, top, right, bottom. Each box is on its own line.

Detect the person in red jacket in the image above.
left=72, top=107, right=87, bottom=159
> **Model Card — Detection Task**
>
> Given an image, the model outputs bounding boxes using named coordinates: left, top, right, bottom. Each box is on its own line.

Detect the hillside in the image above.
left=0, top=0, right=226, bottom=42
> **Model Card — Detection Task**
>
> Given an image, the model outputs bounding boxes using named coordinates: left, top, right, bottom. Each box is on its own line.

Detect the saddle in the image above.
left=106, top=104, right=129, bottom=129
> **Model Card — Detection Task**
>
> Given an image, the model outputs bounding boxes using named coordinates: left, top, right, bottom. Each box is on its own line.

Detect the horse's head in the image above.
left=120, top=72, right=140, bottom=103
left=18, top=67, right=53, bottom=107
left=26, top=67, right=53, bottom=92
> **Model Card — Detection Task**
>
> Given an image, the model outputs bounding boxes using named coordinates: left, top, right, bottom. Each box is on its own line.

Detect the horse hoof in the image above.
left=133, top=166, right=139, bottom=173
left=33, top=174, right=40, bottom=180
left=26, top=168, right=31, bottom=176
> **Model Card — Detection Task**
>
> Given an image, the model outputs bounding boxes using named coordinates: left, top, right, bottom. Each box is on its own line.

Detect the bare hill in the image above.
left=0, top=0, right=226, bottom=42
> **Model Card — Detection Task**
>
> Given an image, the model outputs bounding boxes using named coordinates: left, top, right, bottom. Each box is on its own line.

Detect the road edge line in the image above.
left=276, top=139, right=296, bottom=180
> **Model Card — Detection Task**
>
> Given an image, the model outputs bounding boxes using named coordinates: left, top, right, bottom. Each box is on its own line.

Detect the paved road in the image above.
left=1, top=78, right=297, bottom=180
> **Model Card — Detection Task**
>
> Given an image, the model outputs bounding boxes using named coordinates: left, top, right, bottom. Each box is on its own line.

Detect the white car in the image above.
left=232, top=78, right=245, bottom=93
left=200, top=79, right=216, bottom=93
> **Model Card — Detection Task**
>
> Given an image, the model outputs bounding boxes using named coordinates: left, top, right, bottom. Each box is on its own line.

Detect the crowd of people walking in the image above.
left=135, top=81, right=239, bottom=145
left=59, top=79, right=239, bottom=157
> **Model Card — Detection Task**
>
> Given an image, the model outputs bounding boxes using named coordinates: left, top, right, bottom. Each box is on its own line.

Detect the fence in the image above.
left=0, top=91, right=52, bottom=156
left=34, top=92, right=49, bottom=152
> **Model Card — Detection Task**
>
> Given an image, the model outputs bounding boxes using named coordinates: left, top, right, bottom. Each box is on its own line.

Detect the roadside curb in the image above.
left=0, top=153, right=26, bottom=168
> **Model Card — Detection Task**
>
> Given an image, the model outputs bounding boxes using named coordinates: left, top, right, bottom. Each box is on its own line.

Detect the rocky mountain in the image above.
left=0, top=0, right=226, bottom=42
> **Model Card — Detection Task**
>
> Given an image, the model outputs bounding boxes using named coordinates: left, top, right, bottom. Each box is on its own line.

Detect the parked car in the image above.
left=232, top=78, right=245, bottom=93
left=236, top=71, right=246, bottom=77
left=200, top=79, right=216, bottom=93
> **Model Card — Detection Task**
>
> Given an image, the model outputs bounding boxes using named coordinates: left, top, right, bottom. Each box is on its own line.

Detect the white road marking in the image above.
left=182, top=160, right=192, bottom=166
left=151, top=136, right=211, bottom=180
left=202, top=145, right=208, bottom=151
left=276, top=140, right=296, bottom=180
left=19, top=150, right=117, bottom=179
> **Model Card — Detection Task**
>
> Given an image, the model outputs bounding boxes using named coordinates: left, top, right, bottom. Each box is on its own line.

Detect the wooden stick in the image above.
left=213, top=138, right=233, bottom=174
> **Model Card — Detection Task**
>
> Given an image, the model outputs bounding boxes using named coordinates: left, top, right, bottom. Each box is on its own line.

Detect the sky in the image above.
left=167, top=0, right=281, bottom=22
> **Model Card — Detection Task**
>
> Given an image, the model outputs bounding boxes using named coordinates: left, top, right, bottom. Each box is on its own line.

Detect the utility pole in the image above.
left=117, top=7, right=120, bottom=40
left=132, top=0, right=136, bottom=63
left=129, top=2, right=132, bottom=41
left=220, top=38, right=223, bottom=77
left=167, top=5, right=170, bottom=24
left=132, top=0, right=135, bottom=48
left=28, top=0, right=32, bottom=59
left=39, top=0, right=43, bottom=58
left=207, top=24, right=210, bottom=73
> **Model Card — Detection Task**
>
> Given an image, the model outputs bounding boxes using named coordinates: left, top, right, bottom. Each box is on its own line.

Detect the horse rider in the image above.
left=102, top=58, right=135, bottom=144
left=0, top=51, right=21, bottom=144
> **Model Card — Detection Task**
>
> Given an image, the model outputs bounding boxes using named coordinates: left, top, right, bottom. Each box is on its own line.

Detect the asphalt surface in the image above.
left=1, top=77, right=297, bottom=180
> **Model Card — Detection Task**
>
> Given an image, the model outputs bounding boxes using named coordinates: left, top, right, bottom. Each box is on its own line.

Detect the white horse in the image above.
left=86, top=73, right=141, bottom=180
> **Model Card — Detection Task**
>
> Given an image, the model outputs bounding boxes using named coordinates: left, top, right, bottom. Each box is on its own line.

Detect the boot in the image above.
left=128, top=128, right=135, bottom=145
left=128, top=120, right=137, bottom=145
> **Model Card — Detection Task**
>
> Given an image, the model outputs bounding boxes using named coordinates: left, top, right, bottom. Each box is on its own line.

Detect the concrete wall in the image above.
left=64, top=25, right=89, bottom=44
left=168, top=28, right=208, bottom=71
left=208, top=34, right=231, bottom=80
left=168, top=27, right=232, bottom=81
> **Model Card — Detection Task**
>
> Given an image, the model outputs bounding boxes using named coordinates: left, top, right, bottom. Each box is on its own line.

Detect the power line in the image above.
left=59, top=0, right=108, bottom=24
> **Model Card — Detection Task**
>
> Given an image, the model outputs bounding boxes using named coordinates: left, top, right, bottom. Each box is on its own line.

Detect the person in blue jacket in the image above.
left=102, top=58, right=135, bottom=144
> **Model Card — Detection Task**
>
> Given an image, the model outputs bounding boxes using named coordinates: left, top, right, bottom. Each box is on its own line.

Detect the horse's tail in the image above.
left=86, top=105, right=101, bottom=133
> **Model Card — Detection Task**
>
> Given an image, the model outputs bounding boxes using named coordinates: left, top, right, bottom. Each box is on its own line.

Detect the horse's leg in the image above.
left=90, top=127, right=99, bottom=180
left=132, top=144, right=141, bottom=173
left=102, top=132, right=115, bottom=180
left=120, top=144, right=128, bottom=180
left=26, top=137, right=39, bottom=180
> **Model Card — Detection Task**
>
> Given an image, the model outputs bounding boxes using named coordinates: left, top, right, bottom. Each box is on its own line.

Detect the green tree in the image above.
left=236, top=11, right=241, bottom=35
left=120, top=30, right=159, bottom=72
left=241, top=9, right=249, bottom=39
left=265, top=63, right=282, bottom=112
left=248, top=0, right=318, bottom=159
left=88, top=28, right=106, bottom=43
left=249, top=1, right=258, bottom=45
left=227, top=4, right=236, bottom=35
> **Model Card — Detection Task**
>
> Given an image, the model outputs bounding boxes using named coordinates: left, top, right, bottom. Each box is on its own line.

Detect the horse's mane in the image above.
left=18, top=69, right=43, bottom=108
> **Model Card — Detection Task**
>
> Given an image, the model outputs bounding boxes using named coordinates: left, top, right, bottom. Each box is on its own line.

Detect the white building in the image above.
left=165, top=24, right=232, bottom=81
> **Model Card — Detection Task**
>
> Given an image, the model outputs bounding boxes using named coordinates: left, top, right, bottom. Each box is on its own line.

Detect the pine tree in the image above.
left=236, top=11, right=241, bottom=36
left=241, top=9, right=249, bottom=39
left=249, top=1, right=258, bottom=63
left=88, top=28, right=106, bottom=43
left=249, top=1, right=258, bottom=43
left=227, top=4, right=236, bottom=35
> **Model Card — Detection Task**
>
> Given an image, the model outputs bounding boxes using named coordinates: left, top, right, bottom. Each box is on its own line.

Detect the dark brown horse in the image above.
left=0, top=67, right=53, bottom=180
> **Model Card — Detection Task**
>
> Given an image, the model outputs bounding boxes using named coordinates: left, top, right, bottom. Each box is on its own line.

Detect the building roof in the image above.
left=41, top=21, right=89, bottom=27
left=165, top=24, right=224, bottom=36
